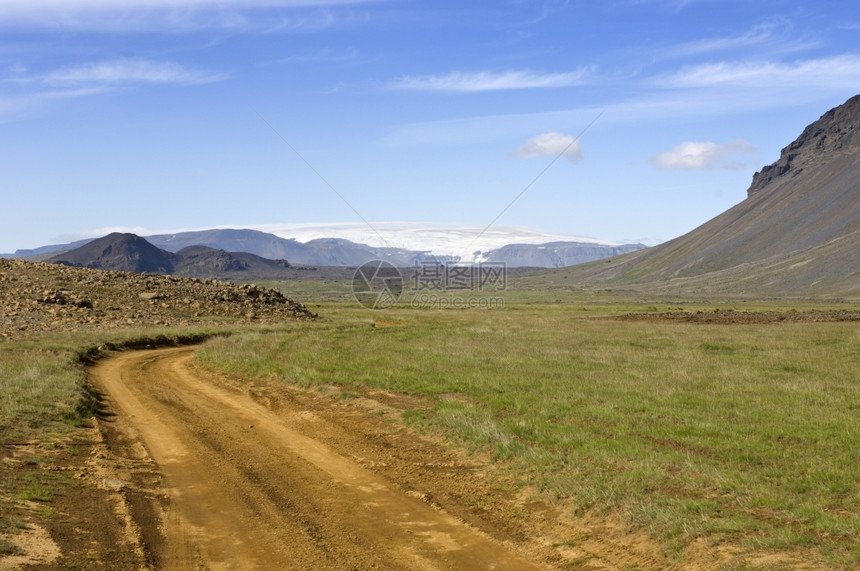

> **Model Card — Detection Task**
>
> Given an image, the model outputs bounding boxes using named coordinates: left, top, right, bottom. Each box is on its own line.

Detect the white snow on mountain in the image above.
left=249, top=222, right=618, bottom=262
left=68, top=222, right=622, bottom=263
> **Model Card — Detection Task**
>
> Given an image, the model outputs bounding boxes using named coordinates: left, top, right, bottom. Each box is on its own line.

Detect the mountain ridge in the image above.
left=7, top=228, right=645, bottom=269
left=517, top=95, right=860, bottom=297
left=47, top=233, right=296, bottom=279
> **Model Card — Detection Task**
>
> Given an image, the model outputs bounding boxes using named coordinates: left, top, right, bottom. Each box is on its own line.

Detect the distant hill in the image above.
left=147, top=228, right=323, bottom=262
left=50, top=233, right=178, bottom=273
left=174, top=245, right=291, bottom=277
left=8, top=238, right=98, bottom=260
left=146, top=228, right=644, bottom=267
left=147, top=228, right=428, bottom=266
left=48, top=233, right=296, bottom=279
left=14, top=227, right=641, bottom=268
left=481, top=241, right=645, bottom=268
left=55, top=228, right=645, bottom=268
left=518, top=95, right=860, bottom=297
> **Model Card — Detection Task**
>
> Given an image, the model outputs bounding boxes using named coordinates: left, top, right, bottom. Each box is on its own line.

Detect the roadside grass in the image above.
left=0, top=342, right=93, bottom=442
left=0, top=328, right=224, bottom=442
left=195, top=304, right=860, bottom=566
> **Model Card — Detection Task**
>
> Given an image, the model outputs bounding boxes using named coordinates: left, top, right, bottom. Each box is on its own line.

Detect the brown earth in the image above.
left=618, top=308, right=860, bottom=324
left=0, top=258, right=315, bottom=340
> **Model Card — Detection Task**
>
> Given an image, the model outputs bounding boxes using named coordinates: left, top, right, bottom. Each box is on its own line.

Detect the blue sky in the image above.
left=2, top=0, right=860, bottom=253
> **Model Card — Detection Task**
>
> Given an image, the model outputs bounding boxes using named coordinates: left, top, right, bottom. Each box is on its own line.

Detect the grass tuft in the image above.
left=0, top=538, right=25, bottom=557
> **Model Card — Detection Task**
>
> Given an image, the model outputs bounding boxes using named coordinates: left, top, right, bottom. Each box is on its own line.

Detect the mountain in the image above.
left=147, top=228, right=310, bottom=260
left=15, top=226, right=643, bottom=268
left=7, top=238, right=103, bottom=260
left=242, top=223, right=642, bottom=262
left=48, top=233, right=296, bottom=279
left=174, top=245, right=291, bottom=277
left=519, top=95, right=860, bottom=297
left=481, top=241, right=645, bottom=268
left=145, top=229, right=429, bottom=266
left=50, top=233, right=179, bottom=273
left=147, top=226, right=644, bottom=267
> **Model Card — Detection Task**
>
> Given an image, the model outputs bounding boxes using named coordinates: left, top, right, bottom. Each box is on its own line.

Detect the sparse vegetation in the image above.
left=0, top=516, right=28, bottom=534
left=196, top=303, right=860, bottom=565
left=0, top=328, right=226, bottom=442
left=0, top=538, right=25, bottom=557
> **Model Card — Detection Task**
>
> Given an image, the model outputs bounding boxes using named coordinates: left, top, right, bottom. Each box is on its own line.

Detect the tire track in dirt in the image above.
left=89, top=346, right=547, bottom=570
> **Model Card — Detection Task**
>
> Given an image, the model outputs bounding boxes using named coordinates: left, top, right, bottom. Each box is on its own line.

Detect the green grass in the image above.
left=0, top=515, right=28, bottom=534
left=0, top=345, right=92, bottom=439
left=11, top=473, right=56, bottom=503
left=0, top=328, right=224, bottom=441
left=195, top=303, right=860, bottom=566
left=2, top=293, right=858, bottom=566
left=0, top=538, right=25, bottom=557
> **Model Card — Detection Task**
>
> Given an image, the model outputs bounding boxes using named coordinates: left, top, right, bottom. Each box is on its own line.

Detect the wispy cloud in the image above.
left=43, top=60, right=227, bottom=86
left=0, top=0, right=376, bottom=31
left=629, top=0, right=703, bottom=11
left=391, top=68, right=593, bottom=92
left=509, top=131, right=582, bottom=163
left=657, top=55, right=860, bottom=89
left=660, top=20, right=815, bottom=59
left=652, top=140, right=755, bottom=170
left=1, top=59, right=226, bottom=122
left=384, top=51, right=860, bottom=148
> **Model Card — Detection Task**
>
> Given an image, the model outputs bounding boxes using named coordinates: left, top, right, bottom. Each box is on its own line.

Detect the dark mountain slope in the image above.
left=520, top=95, right=860, bottom=297
left=174, top=245, right=291, bottom=278
left=50, top=233, right=178, bottom=273
left=148, top=228, right=308, bottom=260
left=47, top=234, right=297, bottom=279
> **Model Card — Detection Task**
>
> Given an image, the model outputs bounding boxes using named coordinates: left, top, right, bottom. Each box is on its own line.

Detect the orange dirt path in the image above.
left=89, top=346, right=548, bottom=570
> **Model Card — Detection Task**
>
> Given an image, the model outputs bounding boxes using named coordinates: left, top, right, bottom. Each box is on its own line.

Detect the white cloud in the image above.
left=0, top=60, right=226, bottom=122
left=664, top=27, right=774, bottom=58
left=43, top=60, right=227, bottom=86
left=652, top=140, right=755, bottom=170
left=0, top=0, right=374, bottom=30
left=383, top=54, right=860, bottom=149
left=392, top=68, right=593, bottom=92
left=659, top=20, right=817, bottom=59
left=0, top=0, right=370, bottom=11
left=658, top=55, right=860, bottom=89
left=509, top=131, right=582, bottom=163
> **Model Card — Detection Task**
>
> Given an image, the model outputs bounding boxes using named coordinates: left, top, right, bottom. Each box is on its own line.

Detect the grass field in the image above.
left=195, top=301, right=860, bottom=566
left=2, top=291, right=858, bottom=567
left=0, top=329, right=220, bottom=441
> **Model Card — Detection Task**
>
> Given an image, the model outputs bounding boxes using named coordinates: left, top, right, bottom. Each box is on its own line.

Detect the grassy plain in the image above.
left=195, top=297, right=860, bottom=566
left=0, top=329, right=219, bottom=441
left=2, top=283, right=858, bottom=567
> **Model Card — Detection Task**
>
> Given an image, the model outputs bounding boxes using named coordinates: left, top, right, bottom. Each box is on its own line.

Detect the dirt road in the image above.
left=89, top=347, right=552, bottom=570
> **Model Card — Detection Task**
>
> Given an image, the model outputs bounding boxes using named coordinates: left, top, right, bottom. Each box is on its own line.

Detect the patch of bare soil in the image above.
left=80, top=347, right=676, bottom=570
left=0, top=428, right=146, bottom=570
left=618, top=308, right=860, bottom=324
